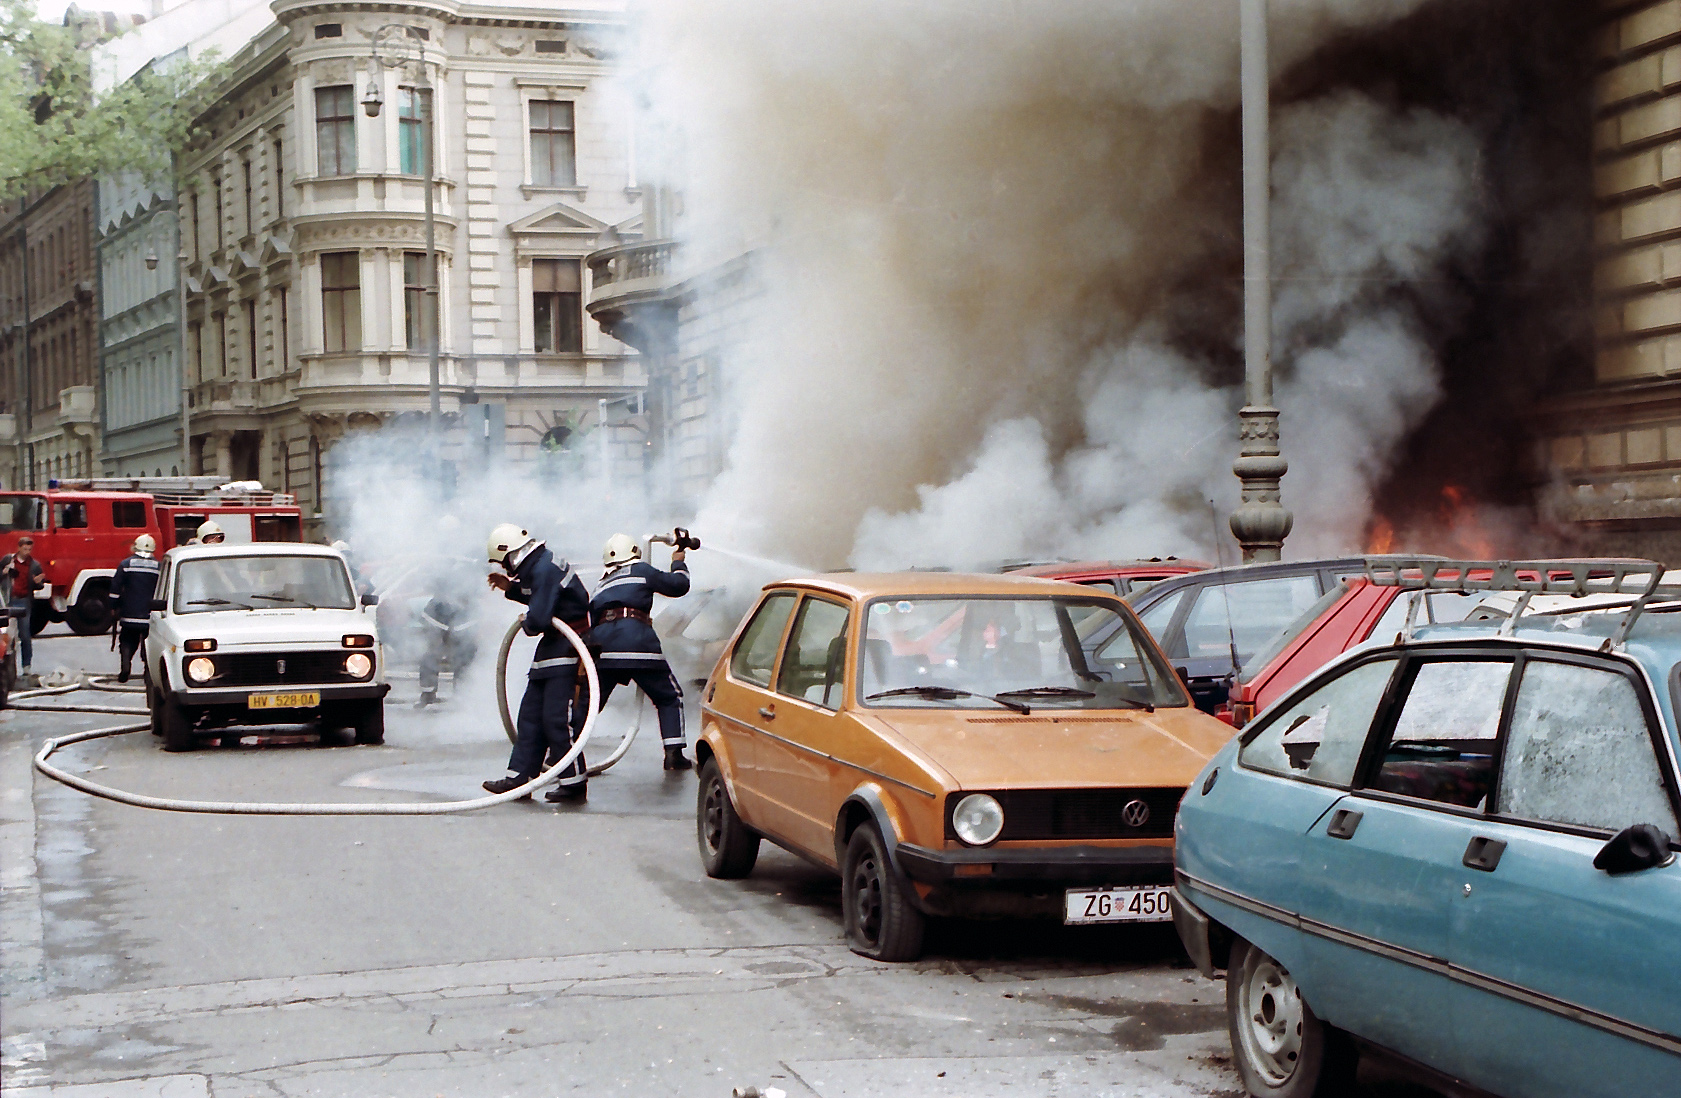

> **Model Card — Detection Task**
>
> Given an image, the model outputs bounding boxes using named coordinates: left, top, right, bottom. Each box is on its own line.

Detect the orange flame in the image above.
left=1437, top=485, right=1497, bottom=559
left=1366, top=517, right=1396, bottom=555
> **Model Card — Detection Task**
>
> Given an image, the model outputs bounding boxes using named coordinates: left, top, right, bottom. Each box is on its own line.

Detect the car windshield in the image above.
left=859, top=596, right=1187, bottom=710
left=173, top=555, right=355, bottom=613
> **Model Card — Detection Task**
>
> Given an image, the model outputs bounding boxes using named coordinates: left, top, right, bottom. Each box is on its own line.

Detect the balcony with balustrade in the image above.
left=586, top=239, right=680, bottom=356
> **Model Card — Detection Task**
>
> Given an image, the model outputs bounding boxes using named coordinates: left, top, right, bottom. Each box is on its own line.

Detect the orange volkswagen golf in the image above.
left=694, top=572, right=1235, bottom=961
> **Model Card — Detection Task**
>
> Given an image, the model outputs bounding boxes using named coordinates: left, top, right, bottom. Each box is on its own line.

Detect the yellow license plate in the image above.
left=248, top=692, right=320, bottom=710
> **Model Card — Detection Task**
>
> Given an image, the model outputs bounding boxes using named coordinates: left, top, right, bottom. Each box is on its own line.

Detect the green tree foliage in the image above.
left=0, top=0, right=223, bottom=200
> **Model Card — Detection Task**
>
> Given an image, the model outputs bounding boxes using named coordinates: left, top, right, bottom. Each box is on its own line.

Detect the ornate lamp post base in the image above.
left=1231, top=405, right=1293, bottom=563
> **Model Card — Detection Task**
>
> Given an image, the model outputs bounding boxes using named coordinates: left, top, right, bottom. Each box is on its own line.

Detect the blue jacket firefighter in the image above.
left=586, top=532, right=692, bottom=771
left=481, top=524, right=593, bottom=802
left=108, top=535, right=161, bottom=683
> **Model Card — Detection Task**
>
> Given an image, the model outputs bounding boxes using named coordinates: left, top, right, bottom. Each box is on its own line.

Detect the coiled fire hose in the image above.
left=495, top=617, right=641, bottom=777
left=31, top=616, right=600, bottom=815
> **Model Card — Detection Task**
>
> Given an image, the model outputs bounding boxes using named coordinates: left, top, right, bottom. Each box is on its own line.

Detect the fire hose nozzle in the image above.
left=672, top=527, right=701, bottom=551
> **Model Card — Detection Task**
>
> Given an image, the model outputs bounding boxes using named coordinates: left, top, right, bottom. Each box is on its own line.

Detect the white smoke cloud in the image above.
left=638, top=0, right=1503, bottom=571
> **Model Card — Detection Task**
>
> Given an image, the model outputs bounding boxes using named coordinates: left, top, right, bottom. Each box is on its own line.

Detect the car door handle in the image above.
left=1326, top=809, right=1362, bottom=840
left=758, top=706, right=776, bottom=720
left=1463, top=836, right=1506, bottom=872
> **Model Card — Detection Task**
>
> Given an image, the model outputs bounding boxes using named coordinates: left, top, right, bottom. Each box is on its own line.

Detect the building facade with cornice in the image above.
left=0, top=182, right=103, bottom=489
left=100, top=0, right=643, bottom=527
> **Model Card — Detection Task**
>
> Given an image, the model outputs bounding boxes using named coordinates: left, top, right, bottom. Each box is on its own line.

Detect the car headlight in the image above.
left=952, top=793, right=1005, bottom=846
left=344, top=652, right=373, bottom=679
left=185, top=656, right=216, bottom=683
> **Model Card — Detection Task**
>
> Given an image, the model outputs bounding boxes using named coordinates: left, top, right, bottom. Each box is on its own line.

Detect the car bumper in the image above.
left=895, top=843, right=1176, bottom=919
left=896, top=842, right=1175, bottom=885
left=1170, top=885, right=1217, bottom=978
left=172, top=683, right=389, bottom=708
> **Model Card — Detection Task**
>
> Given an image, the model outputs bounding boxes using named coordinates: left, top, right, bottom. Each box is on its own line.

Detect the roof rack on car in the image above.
left=1364, top=557, right=1668, bottom=651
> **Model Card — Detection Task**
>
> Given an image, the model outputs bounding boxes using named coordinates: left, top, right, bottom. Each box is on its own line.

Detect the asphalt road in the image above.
left=0, top=628, right=1447, bottom=1098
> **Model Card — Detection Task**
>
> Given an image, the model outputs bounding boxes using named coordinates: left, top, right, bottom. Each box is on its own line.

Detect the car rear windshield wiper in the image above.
left=865, top=686, right=1032, bottom=714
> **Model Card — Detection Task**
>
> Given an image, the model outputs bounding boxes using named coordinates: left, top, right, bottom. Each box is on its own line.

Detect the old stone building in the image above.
left=1536, top=0, right=1681, bottom=558
left=96, top=0, right=644, bottom=527
left=98, top=173, right=184, bottom=478
left=0, top=182, right=103, bottom=489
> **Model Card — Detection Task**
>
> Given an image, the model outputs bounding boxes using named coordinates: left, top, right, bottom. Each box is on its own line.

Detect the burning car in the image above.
left=1001, top=557, right=1210, bottom=600
left=694, top=571, right=1233, bottom=961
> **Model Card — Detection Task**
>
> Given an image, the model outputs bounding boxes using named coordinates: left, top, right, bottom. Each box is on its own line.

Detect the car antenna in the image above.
left=1208, top=499, right=1242, bottom=689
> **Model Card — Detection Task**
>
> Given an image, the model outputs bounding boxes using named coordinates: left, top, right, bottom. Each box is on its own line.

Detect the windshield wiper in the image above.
left=865, top=686, right=1032, bottom=715
left=249, top=594, right=295, bottom=602
left=186, top=597, right=253, bottom=609
left=996, top=686, right=1097, bottom=699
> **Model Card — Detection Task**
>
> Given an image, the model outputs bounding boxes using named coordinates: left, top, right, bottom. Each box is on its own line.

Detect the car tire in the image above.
left=696, top=758, right=759, bottom=878
left=1226, top=938, right=1356, bottom=1097
left=68, top=585, right=113, bottom=636
left=161, top=694, right=195, bottom=752
left=352, top=701, right=385, bottom=746
left=147, top=678, right=164, bottom=736
left=842, top=822, right=926, bottom=962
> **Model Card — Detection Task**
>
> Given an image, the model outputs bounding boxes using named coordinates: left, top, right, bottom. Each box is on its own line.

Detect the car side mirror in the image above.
left=149, top=598, right=166, bottom=612
left=1593, top=823, right=1677, bottom=875
left=361, top=593, right=379, bottom=607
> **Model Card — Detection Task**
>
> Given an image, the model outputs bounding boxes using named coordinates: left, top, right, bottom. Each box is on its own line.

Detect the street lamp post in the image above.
left=1229, top=0, right=1293, bottom=563
left=365, top=25, right=441, bottom=441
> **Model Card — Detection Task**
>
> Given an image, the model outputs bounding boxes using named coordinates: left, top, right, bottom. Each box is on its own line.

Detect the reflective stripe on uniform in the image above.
left=593, top=574, right=647, bottom=596
left=599, top=651, right=666, bottom=661
left=531, top=657, right=579, bottom=669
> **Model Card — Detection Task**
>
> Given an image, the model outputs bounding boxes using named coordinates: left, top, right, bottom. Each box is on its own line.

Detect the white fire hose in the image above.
left=31, top=616, right=600, bottom=815
left=495, top=617, right=642, bottom=777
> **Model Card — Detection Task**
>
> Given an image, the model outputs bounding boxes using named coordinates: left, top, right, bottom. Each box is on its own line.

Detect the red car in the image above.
left=1003, top=558, right=1210, bottom=601
left=1219, top=565, right=1595, bottom=727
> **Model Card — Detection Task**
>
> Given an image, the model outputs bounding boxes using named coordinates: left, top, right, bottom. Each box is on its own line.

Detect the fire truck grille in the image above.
left=945, top=787, right=1184, bottom=842
left=208, top=652, right=357, bottom=687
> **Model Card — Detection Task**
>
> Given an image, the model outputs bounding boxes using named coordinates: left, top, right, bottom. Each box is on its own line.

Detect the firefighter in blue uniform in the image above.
left=585, top=532, right=693, bottom=771
left=482, top=523, right=594, bottom=803
left=109, top=534, right=161, bottom=683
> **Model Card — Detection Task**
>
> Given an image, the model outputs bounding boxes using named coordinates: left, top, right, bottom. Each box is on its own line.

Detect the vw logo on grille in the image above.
left=276, top=659, right=287, bottom=675
left=1121, top=799, right=1151, bottom=828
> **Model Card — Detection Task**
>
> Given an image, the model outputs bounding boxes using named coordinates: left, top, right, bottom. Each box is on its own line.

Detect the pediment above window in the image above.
left=508, top=201, right=611, bottom=256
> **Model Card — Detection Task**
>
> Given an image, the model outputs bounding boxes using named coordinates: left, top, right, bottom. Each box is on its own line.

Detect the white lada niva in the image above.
left=145, top=543, right=388, bottom=750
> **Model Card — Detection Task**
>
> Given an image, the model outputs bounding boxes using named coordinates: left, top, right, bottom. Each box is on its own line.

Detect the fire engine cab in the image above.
left=0, top=477, right=303, bottom=636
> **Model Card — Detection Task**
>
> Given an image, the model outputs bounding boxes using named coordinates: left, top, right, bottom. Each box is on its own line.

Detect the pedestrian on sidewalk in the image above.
left=2, top=537, right=46, bottom=675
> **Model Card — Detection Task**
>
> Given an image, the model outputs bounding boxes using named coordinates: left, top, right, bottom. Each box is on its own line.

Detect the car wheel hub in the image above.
left=1239, top=956, right=1304, bottom=1084
left=702, top=781, right=725, bottom=853
left=852, top=855, right=883, bottom=944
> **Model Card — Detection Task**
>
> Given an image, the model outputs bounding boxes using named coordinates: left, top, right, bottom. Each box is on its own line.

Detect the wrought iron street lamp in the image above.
left=365, top=24, right=441, bottom=439
left=1230, top=0, right=1293, bottom=563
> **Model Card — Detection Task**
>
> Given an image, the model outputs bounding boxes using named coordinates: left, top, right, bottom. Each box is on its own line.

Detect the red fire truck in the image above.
left=0, top=477, right=304, bottom=636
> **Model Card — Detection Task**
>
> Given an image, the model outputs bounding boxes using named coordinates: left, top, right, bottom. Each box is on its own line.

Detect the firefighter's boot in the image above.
left=482, top=775, right=532, bottom=801
left=663, top=746, right=693, bottom=772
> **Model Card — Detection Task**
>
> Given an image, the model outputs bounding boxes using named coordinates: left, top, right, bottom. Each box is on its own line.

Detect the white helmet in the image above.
left=133, top=534, right=156, bottom=555
left=197, top=519, right=225, bottom=543
left=488, top=523, right=538, bottom=569
left=603, top=533, right=640, bottom=569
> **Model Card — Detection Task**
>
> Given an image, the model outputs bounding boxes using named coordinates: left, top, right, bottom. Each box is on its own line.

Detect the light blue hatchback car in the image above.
left=1171, top=559, right=1681, bottom=1098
